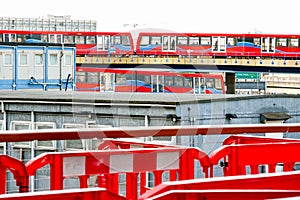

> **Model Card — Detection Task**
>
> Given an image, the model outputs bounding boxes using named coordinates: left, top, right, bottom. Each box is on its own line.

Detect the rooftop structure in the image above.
left=0, top=15, right=97, bottom=32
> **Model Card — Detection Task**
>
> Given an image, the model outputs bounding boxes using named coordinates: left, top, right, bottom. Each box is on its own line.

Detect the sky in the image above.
left=2, top=0, right=300, bottom=34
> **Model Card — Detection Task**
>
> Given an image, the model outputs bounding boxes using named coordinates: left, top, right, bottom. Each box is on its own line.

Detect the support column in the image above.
left=225, top=72, right=236, bottom=94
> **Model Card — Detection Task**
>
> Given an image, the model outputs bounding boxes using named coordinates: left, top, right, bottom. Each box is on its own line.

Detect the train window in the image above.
left=177, top=36, right=188, bottom=45
left=100, top=73, right=114, bottom=92
left=19, top=54, right=28, bottom=66
left=277, top=38, right=287, bottom=47
left=227, top=37, right=235, bottom=46
left=290, top=38, right=298, bottom=47
left=189, top=37, right=200, bottom=45
left=41, top=35, right=48, bottom=42
left=244, top=37, right=254, bottom=43
left=140, top=36, right=150, bottom=46
left=111, top=36, right=121, bottom=44
left=87, top=72, right=99, bottom=83
left=76, top=71, right=86, bottom=82
left=0, top=34, right=2, bottom=42
left=174, top=76, right=184, bottom=87
left=122, top=36, right=130, bottom=46
left=17, top=34, right=27, bottom=42
left=75, top=35, right=85, bottom=44
left=206, top=78, right=214, bottom=88
left=201, top=37, right=211, bottom=45
left=214, top=79, right=222, bottom=90
left=34, top=54, right=43, bottom=66
left=86, top=36, right=96, bottom=44
left=49, top=35, right=55, bottom=43
left=184, top=77, right=192, bottom=88
left=49, top=54, right=58, bottom=65
left=254, top=38, right=260, bottom=46
left=137, top=74, right=151, bottom=85
left=116, top=73, right=127, bottom=85
left=150, top=36, right=161, bottom=45
left=64, top=35, right=74, bottom=43
left=164, top=76, right=174, bottom=86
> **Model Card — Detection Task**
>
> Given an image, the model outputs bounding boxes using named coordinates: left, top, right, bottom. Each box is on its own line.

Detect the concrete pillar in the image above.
left=225, top=72, right=236, bottom=94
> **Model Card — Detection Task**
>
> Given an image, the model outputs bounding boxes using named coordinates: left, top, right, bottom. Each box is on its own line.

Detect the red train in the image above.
left=136, top=32, right=300, bottom=58
left=1, top=29, right=300, bottom=58
left=0, top=30, right=134, bottom=56
left=76, top=67, right=225, bottom=94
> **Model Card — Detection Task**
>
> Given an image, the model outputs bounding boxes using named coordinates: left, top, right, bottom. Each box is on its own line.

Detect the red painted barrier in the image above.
left=26, top=147, right=211, bottom=199
left=0, top=188, right=126, bottom=200
left=139, top=171, right=300, bottom=199
left=0, top=155, right=29, bottom=194
left=140, top=189, right=300, bottom=200
left=223, top=135, right=300, bottom=145
left=98, top=139, right=177, bottom=150
left=210, top=141, right=300, bottom=176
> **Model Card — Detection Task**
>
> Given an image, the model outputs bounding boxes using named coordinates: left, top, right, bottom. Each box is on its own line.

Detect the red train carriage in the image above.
left=76, top=67, right=225, bottom=94
left=136, top=32, right=300, bottom=58
left=0, top=30, right=134, bottom=56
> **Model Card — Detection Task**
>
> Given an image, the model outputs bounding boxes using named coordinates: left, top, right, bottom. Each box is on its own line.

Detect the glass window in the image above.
left=227, top=37, right=235, bottom=46
left=215, top=78, right=222, bottom=90
left=184, top=77, right=192, bottom=87
left=150, top=36, right=161, bottom=45
left=20, top=54, right=28, bottom=66
left=111, top=36, right=121, bottom=44
left=87, top=72, right=99, bottom=83
left=50, top=54, right=58, bottom=65
left=254, top=38, right=260, bottom=46
left=4, top=54, right=12, bottom=65
left=290, top=39, right=298, bottom=47
left=75, top=35, right=85, bottom=44
left=201, top=37, right=211, bottom=45
left=177, top=36, right=188, bottom=45
left=164, top=76, right=174, bottom=86
left=122, top=36, right=130, bottom=46
left=277, top=38, right=287, bottom=47
left=76, top=71, right=86, bottom=82
left=116, top=73, right=127, bottom=85
left=64, top=55, right=72, bottom=66
left=41, top=35, right=48, bottom=42
left=35, top=54, right=43, bottom=66
left=86, top=36, right=96, bottom=44
left=140, top=36, right=150, bottom=46
left=64, top=35, right=74, bottom=43
left=189, top=37, right=200, bottom=45
left=174, top=76, right=183, bottom=87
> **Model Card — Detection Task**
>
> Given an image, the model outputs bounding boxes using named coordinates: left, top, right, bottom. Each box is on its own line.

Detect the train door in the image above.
left=49, top=34, right=63, bottom=43
left=99, top=72, right=115, bottom=92
left=261, top=37, right=275, bottom=53
left=193, top=77, right=205, bottom=94
left=212, top=36, right=226, bottom=52
left=162, top=36, right=176, bottom=52
left=151, top=75, right=164, bottom=93
left=3, top=33, right=16, bottom=42
left=97, top=35, right=110, bottom=50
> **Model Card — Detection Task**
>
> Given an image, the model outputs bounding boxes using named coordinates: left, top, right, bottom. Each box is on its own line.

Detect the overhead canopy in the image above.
left=260, top=112, right=292, bottom=123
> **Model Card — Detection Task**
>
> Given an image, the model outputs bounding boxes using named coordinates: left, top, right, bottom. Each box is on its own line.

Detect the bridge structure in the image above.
left=76, top=55, right=300, bottom=94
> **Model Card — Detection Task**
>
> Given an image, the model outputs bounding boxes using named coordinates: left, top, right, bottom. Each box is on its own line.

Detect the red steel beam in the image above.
left=0, top=123, right=300, bottom=142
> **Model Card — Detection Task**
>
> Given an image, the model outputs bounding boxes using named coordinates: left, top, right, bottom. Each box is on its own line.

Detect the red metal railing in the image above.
left=25, top=147, right=211, bottom=199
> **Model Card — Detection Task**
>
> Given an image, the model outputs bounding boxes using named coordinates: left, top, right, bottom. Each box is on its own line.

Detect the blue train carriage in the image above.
left=0, top=42, right=76, bottom=91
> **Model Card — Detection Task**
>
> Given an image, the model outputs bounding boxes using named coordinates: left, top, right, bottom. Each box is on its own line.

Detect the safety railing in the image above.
left=0, top=155, right=29, bottom=194
left=25, top=147, right=211, bottom=200
left=139, top=171, right=300, bottom=200
left=0, top=188, right=126, bottom=200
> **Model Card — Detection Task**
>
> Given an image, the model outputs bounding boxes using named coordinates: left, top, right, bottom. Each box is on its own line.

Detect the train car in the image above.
left=0, top=30, right=134, bottom=56
left=136, top=32, right=300, bottom=58
left=76, top=67, right=225, bottom=94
